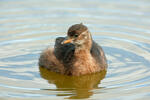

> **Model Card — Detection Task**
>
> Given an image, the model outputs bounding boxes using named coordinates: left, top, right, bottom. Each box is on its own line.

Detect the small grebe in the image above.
left=39, top=23, right=107, bottom=76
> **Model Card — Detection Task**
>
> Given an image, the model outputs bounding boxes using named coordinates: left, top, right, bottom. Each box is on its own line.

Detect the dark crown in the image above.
left=67, top=23, right=88, bottom=36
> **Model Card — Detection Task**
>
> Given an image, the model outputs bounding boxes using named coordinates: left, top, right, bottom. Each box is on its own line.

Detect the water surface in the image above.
left=0, top=0, right=150, bottom=100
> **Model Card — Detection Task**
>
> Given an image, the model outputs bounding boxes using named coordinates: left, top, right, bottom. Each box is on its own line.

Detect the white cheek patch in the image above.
left=82, top=30, right=88, bottom=35
left=84, top=36, right=88, bottom=39
left=82, top=30, right=91, bottom=39
left=82, top=30, right=89, bottom=39
left=75, top=30, right=90, bottom=45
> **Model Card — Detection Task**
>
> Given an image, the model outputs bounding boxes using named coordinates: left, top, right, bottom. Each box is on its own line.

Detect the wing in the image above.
left=90, top=41, right=107, bottom=68
left=39, top=48, right=64, bottom=73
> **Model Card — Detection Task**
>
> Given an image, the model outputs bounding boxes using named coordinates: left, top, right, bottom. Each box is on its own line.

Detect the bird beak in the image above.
left=62, top=38, right=73, bottom=44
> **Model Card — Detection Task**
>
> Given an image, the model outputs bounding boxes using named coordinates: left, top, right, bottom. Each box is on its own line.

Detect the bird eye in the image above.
left=74, top=34, right=78, bottom=38
left=69, top=31, right=75, bottom=37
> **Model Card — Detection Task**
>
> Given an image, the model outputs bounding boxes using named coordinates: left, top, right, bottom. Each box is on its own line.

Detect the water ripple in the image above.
left=0, top=0, right=150, bottom=99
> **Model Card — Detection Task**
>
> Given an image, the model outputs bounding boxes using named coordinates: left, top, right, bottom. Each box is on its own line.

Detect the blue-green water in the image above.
left=0, top=0, right=150, bottom=99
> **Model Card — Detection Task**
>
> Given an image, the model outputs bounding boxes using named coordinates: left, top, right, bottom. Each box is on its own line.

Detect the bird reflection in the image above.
left=39, top=67, right=107, bottom=99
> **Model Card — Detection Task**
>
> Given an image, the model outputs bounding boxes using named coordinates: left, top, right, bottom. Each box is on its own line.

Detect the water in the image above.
left=0, top=0, right=150, bottom=99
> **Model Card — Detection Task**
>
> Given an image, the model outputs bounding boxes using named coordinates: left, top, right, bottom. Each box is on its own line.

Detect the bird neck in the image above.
left=75, top=36, right=92, bottom=52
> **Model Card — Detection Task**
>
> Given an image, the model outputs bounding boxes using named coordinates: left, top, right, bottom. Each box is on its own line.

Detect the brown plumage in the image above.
left=39, top=23, right=107, bottom=76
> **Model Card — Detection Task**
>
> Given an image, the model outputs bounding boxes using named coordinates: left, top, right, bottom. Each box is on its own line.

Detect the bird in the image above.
left=39, top=23, right=107, bottom=76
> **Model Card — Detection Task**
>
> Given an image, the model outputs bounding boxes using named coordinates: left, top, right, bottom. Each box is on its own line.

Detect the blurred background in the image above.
left=0, top=0, right=150, bottom=100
